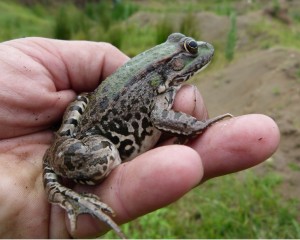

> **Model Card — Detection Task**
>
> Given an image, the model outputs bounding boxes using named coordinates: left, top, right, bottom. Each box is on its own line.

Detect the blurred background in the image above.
left=1, top=0, right=299, bottom=238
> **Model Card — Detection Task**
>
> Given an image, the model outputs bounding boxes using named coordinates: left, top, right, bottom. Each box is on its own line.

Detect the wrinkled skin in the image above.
left=0, top=37, right=280, bottom=238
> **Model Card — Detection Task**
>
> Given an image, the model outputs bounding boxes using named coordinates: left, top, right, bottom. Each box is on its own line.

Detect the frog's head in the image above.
left=156, top=33, right=214, bottom=93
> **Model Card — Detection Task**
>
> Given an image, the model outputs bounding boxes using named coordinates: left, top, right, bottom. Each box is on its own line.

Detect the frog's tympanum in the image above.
left=43, top=33, right=232, bottom=238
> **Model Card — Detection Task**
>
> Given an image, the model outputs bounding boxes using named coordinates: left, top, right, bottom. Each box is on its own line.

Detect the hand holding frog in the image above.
left=0, top=37, right=279, bottom=238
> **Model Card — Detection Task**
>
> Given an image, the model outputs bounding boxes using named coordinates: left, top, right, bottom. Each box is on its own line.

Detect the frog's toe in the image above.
left=64, top=200, right=78, bottom=233
left=79, top=192, right=115, bottom=216
left=64, top=192, right=125, bottom=238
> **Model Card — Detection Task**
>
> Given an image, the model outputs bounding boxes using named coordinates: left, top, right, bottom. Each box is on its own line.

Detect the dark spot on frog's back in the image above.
left=120, top=99, right=126, bottom=106
left=131, top=120, right=139, bottom=129
left=142, top=116, right=151, bottom=129
left=102, top=83, right=110, bottom=92
left=131, top=98, right=140, bottom=105
left=135, top=112, right=141, bottom=120
left=140, top=106, right=148, bottom=113
left=108, top=108, right=119, bottom=116
left=99, top=96, right=109, bottom=109
left=123, top=113, right=133, bottom=121
left=145, top=97, right=151, bottom=105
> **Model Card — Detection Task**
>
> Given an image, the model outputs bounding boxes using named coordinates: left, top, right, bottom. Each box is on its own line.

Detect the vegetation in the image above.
left=0, top=0, right=299, bottom=56
left=0, top=0, right=299, bottom=238
left=225, top=11, right=237, bottom=61
left=155, top=17, right=173, bottom=44
left=103, top=170, right=300, bottom=238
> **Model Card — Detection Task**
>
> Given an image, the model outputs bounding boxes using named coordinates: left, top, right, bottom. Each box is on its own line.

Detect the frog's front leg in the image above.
left=151, top=102, right=232, bottom=136
left=150, top=89, right=232, bottom=137
left=43, top=135, right=125, bottom=238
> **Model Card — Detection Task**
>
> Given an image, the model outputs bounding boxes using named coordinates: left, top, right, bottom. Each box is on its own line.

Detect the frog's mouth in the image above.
left=190, top=60, right=211, bottom=77
left=172, top=59, right=212, bottom=85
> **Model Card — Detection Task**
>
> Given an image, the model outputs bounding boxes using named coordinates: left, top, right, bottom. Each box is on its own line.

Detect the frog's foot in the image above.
left=61, top=191, right=126, bottom=239
left=194, top=113, right=234, bottom=133
left=43, top=166, right=126, bottom=239
left=202, top=113, right=233, bottom=126
left=152, top=105, right=233, bottom=137
left=171, top=113, right=234, bottom=143
left=51, top=186, right=126, bottom=238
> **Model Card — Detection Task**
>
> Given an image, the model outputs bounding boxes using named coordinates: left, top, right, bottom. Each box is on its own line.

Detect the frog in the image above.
left=43, top=32, right=232, bottom=238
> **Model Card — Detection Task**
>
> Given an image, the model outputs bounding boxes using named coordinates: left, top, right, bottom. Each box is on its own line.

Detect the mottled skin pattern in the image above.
left=43, top=33, right=232, bottom=238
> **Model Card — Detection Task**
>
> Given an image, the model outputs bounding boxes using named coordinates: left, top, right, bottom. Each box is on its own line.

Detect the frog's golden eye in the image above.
left=183, top=39, right=198, bottom=54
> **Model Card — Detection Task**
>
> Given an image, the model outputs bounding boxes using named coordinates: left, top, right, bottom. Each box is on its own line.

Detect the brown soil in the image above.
left=197, top=47, right=300, bottom=200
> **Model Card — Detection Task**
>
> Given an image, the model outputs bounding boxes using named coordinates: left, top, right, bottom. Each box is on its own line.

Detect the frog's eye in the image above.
left=183, top=39, right=198, bottom=54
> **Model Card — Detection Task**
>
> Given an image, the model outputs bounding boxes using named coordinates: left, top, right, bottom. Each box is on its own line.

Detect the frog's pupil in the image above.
left=189, top=41, right=197, bottom=48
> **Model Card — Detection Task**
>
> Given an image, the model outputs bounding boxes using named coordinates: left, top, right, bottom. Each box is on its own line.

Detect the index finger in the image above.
left=189, top=114, right=280, bottom=181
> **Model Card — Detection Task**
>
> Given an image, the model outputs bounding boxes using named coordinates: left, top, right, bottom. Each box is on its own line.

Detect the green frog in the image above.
left=43, top=33, right=232, bottom=238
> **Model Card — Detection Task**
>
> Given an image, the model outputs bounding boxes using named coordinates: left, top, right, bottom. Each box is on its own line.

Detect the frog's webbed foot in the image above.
left=52, top=184, right=126, bottom=239
left=43, top=163, right=126, bottom=239
left=61, top=191, right=126, bottom=239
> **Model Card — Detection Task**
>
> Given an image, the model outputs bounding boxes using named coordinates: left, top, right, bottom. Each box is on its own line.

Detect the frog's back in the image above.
left=96, top=40, right=179, bottom=101
left=75, top=42, right=177, bottom=159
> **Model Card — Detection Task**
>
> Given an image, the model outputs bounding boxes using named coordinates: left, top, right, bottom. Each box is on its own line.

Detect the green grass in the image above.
left=103, top=170, right=300, bottom=238
left=247, top=17, right=300, bottom=50
left=272, top=86, right=281, bottom=96
left=1, top=0, right=300, bottom=56
left=288, top=162, right=300, bottom=171
left=155, top=12, right=200, bottom=45
left=155, top=17, right=174, bottom=44
left=134, top=0, right=249, bottom=16
left=225, top=11, right=237, bottom=61
left=0, top=1, right=52, bottom=40
left=179, top=12, right=201, bottom=39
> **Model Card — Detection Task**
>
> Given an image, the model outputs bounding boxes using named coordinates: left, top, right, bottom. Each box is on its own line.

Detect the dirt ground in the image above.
left=198, top=47, right=300, bottom=200
left=191, top=10, right=300, bottom=201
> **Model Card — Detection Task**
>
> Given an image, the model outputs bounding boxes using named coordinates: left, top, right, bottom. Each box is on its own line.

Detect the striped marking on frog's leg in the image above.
left=59, top=93, right=90, bottom=137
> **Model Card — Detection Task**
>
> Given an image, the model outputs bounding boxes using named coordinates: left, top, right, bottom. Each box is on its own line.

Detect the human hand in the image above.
left=0, top=38, right=280, bottom=238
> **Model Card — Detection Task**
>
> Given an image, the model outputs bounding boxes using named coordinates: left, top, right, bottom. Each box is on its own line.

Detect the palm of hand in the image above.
left=0, top=38, right=128, bottom=238
left=0, top=38, right=280, bottom=238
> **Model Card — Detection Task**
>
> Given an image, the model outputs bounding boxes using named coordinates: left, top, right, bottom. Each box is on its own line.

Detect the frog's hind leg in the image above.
left=43, top=162, right=125, bottom=238
left=58, top=93, right=90, bottom=137
left=43, top=136, right=124, bottom=238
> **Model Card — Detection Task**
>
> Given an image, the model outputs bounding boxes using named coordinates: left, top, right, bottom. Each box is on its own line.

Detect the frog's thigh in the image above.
left=52, top=136, right=121, bottom=184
